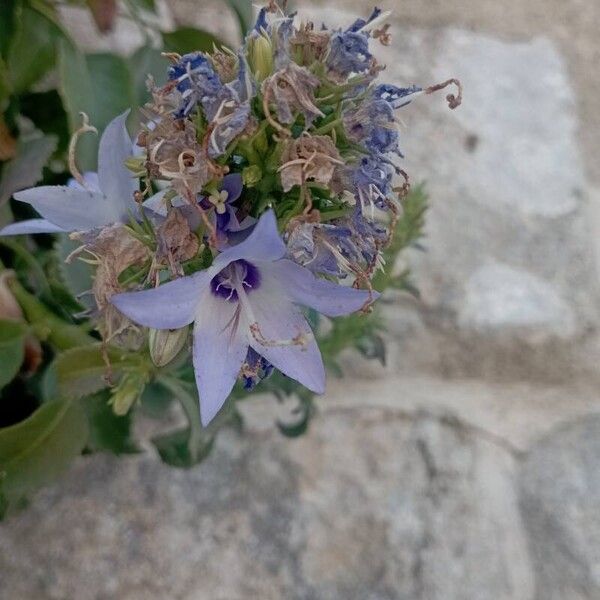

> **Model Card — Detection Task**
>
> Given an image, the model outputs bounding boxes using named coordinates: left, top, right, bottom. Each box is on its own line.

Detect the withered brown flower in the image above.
left=279, top=135, right=343, bottom=192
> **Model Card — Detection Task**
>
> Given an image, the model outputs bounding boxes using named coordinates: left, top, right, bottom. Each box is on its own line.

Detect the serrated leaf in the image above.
left=163, top=27, right=223, bottom=55
left=83, top=390, right=139, bottom=455
left=0, top=397, right=88, bottom=509
left=0, top=133, right=57, bottom=206
left=0, top=319, right=26, bottom=389
left=52, top=343, right=139, bottom=401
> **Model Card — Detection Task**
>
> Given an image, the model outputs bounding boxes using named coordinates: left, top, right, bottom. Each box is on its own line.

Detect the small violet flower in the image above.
left=200, top=173, right=255, bottom=234
left=112, top=210, right=377, bottom=425
left=0, top=112, right=138, bottom=237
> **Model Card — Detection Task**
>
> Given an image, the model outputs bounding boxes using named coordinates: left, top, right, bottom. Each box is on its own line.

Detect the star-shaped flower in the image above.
left=0, top=112, right=138, bottom=236
left=112, top=210, right=377, bottom=425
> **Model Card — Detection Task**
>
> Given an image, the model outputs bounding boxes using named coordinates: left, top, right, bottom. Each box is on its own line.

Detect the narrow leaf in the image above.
left=0, top=319, right=26, bottom=389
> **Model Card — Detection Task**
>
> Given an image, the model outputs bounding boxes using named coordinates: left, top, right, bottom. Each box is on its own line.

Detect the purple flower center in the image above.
left=210, top=259, right=261, bottom=302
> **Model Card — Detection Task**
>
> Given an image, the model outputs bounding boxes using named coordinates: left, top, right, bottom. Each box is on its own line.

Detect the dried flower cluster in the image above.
left=1, top=5, right=460, bottom=425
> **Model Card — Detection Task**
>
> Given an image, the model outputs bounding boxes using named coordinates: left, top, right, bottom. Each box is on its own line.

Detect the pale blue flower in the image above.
left=0, top=112, right=139, bottom=237
left=112, top=210, right=376, bottom=425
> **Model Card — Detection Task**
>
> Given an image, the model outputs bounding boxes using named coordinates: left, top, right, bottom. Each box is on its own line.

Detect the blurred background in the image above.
left=1, top=1, right=600, bottom=598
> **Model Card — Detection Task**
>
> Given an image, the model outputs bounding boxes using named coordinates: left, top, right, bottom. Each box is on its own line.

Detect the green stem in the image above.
left=313, top=117, right=343, bottom=135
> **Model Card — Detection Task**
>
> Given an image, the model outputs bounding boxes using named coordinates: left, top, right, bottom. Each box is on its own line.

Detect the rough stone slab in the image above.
left=0, top=403, right=533, bottom=600
left=519, top=415, right=600, bottom=600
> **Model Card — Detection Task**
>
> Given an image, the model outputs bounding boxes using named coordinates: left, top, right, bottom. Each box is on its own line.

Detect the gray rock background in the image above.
left=2, top=1, right=600, bottom=598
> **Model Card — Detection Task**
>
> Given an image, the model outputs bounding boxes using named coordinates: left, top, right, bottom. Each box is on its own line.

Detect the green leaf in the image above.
left=163, top=27, right=223, bottom=56
left=152, top=427, right=214, bottom=468
left=83, top=391, right=139, bottom=455
left=58, top=43, right=135, bottom=170
left=0, top=0, right=18, bottom=59
left=51, top=343, right=140, bottom=401
left=7, top=5, right=63, bottom=93
left=226, top=0, right=253, bottom=37
left=372, top=185, right=428, bottom=291
left=0, top=56, right=11, bottom=107
left=129, top=45, right=167, bottom=106
left=85, top=53, right=135, bottom=130
left=140, top=380, right=174, bottom=417
left=0, top=132, right=57, bottom=206
left=18, top=89, right=70, bottom=154
left=0, top=397, right=88, bottom=509
left=0, top=319, right=26, bottom=389
left=54, top=235, right=95, bottom=311
left=152, top=377, right=208, bottom=467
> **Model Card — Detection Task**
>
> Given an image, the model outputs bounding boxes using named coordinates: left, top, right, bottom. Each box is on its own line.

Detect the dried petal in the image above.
left=279, top=135, right=342, bottom=192
left=262, top=63, right=324, bottom=127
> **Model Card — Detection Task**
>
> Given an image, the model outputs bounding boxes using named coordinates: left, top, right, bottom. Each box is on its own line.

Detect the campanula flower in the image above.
left=200, top=173, right=255, bottom=233
left=112, top=210, right=376, bottom=425
left=0, top=112, right=139, bottom=237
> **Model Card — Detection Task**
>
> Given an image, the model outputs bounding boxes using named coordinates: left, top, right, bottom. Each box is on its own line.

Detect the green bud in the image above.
left=248, top=35, right=274, bottom=82
left=242, top=165, right=263, bottom=188
left=124, top=156, right=146, bottom=177
left=149, top=326, right=189, bottom=367
left=110, top=372, right=147, bottom=416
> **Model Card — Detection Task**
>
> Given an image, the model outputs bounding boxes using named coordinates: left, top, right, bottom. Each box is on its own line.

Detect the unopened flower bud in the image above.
left=110, top=372, right=147, bottom=416
left=248, top=35, right=274, bottom=81
left=149, top=326, right=189, bottom=367
left=124, top=156, right=146, bottom=177
left=242, top=165, right=262, bottom=188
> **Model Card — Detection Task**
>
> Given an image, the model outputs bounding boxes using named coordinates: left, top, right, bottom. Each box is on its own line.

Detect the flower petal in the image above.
left=97, top=111, right=138, bottom=219
left=248, top=291, right=325, bottom=394
left=213, top=209, right=285, bottom=270
left=142, top=189, right=185, bottom=217
left=13, top=186, right=119, bottom=231
left=111, top=270, right=211, bottom=329
left=193, top=292, right=249, bottom=425
left=269, top=259, right=378, bottom=316
left=0, top=219, right=65, bottom=236
left=67, top=171, right=101, bottom=192
left=222, top=173, right=243, bottom=202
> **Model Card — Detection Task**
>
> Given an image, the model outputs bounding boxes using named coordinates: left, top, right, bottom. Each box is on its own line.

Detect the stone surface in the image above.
left=519, top=416, right=600, bottom=600
left=3, top=2, right=600, bottom=600
left=459, top=263, right=576, bottom=340
left=0, top=402, right=533, bottom=600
